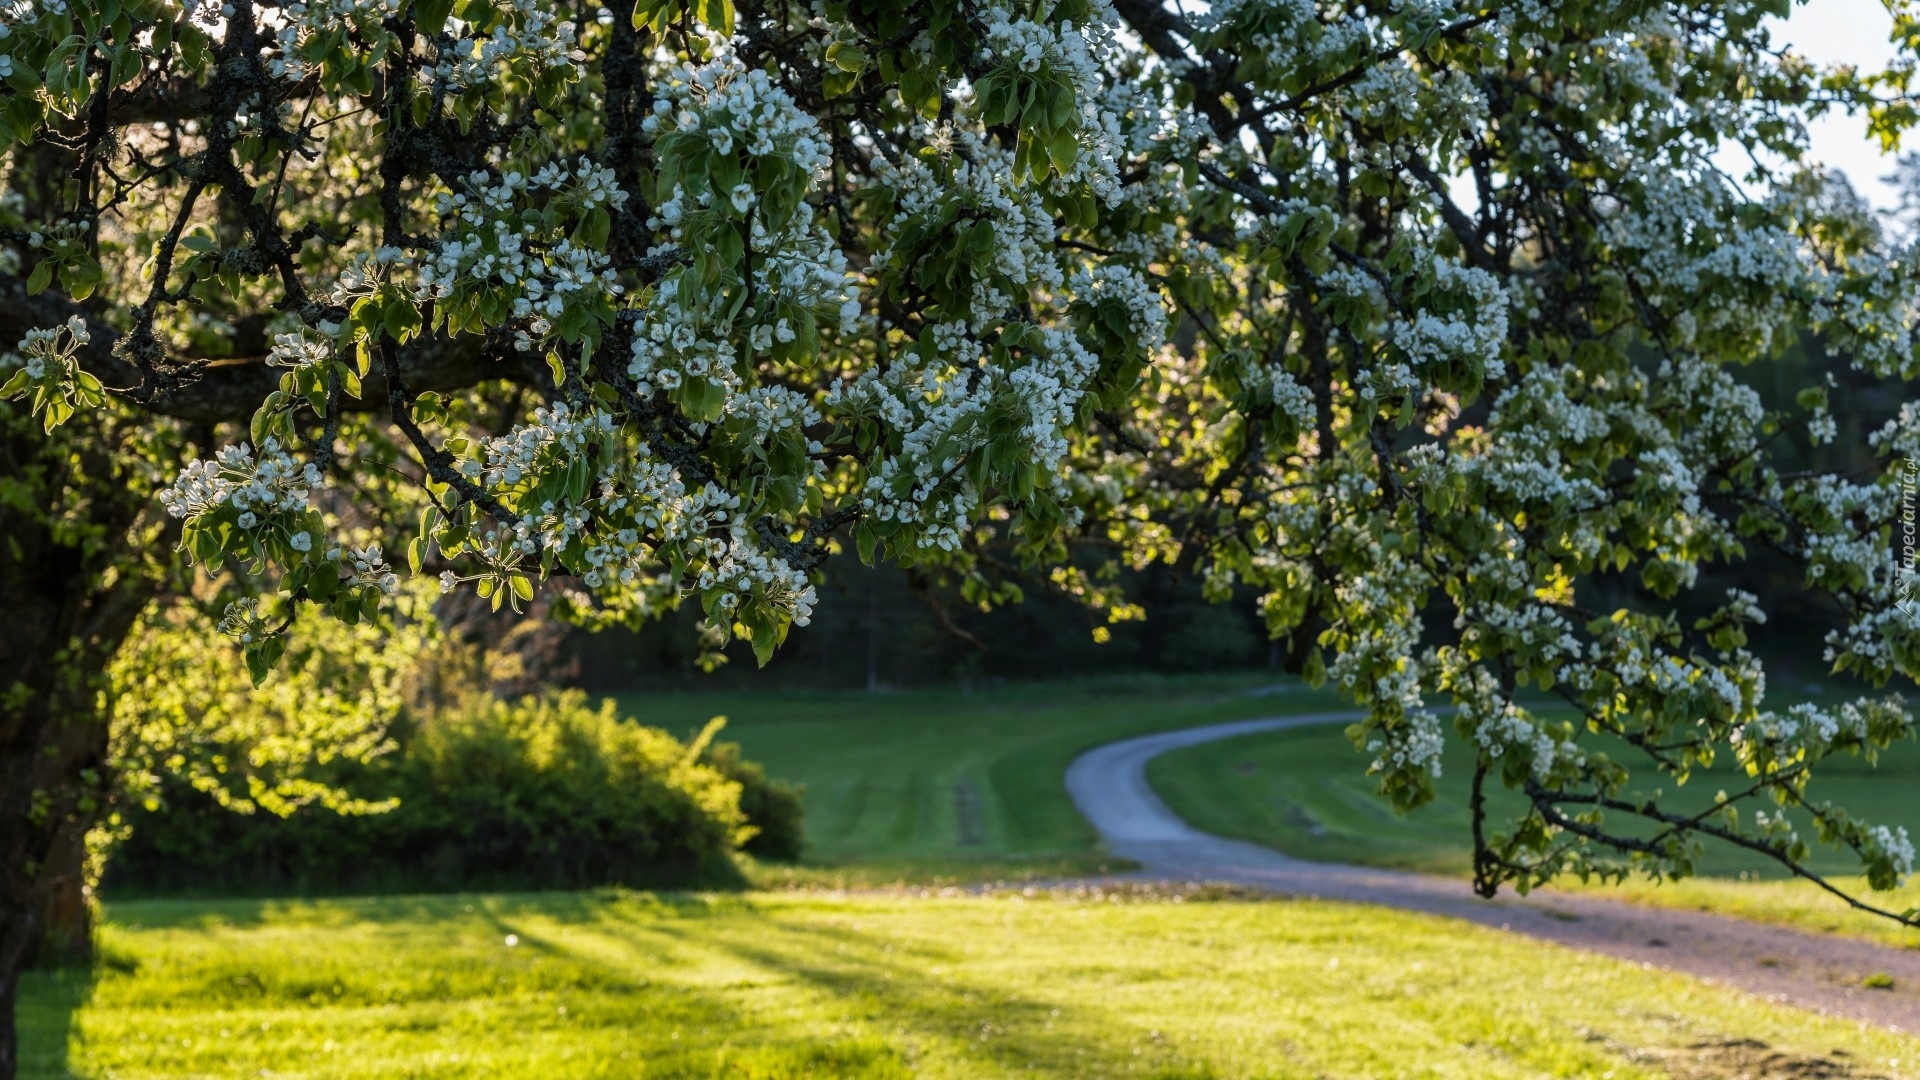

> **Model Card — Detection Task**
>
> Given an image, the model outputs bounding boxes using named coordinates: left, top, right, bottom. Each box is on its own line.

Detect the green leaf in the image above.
left=566, top=454, right=589, bottom=503
left=826, top=41, right=868, bottom=73
left=416, top=0, right=454, bottom=34
left=1045, top=126, right=1079, bottom=175
left=383, top=296, right=421, bottom=342
left=244, top=635, right=286, bottom=687
left=411, top=390, right=444, bottom=425
left=697, top=0, right=733, bottom=35
left=824, top=67, right=859, bottom=99
left=746, top=608, right=780, bottom=667
left=577, top=206, right=610, bottom=250
left=1303, top=647, right=1327, bottom=690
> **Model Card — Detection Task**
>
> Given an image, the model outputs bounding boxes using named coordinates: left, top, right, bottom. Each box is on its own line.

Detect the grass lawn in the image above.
left=614, top=674, right=1345, bottom=874
left=1147, top=717, right=1920, bottom=947
left=22, top=889, right=1920, bottom=1079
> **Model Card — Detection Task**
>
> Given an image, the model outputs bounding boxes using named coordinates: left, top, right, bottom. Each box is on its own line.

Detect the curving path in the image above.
left=1066, top=713, right=1920, bottom=1031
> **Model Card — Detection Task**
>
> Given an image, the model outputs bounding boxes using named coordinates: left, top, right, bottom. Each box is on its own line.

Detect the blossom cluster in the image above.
left=979, top=4, right=1111, bottom=86
left=265, top=329, right=331, bottom=370
left=880, top=146, right=1064, bottom=328
left=217, top=597, right=273, bottom=644
left=730, top=385, right=821, bottom=441
left=1263, top=367, right=1316, bottom=429
left=829, top=323, right=1107, bottom=552
left=437, top=397, right=821, bottom=632
left=1365, top=709, right=1446, bottom=780
left=1471, top=701, right=1580, bottom=780
left=578, top=470, right=741, bottom=590
left=341, top=543, right=400, bottom=595
left=1867, top=825, right=1917, bottom=883
left=1193, top=0, right=1374, bottom=78
left=629, top=57, right=858, bottom=404
left=470, top=401, right=612, bottom=488
left=271, top=0, right=402, bottom=85
left=641, top=61, right=831, bottom=173
left=0, top=315, right=97, bottom=428
left=690, top=529, right=817, bottom=626
left=161, top=438, right=319, bottom=533
left=431, top=0, right=586, bottom=91
left=415, top=165, right=627, bottom=340
left=1608, top=169, right=1805, bottom=363
left=1070, top=264, right=1168, bottom=350
left=1387, top=260, right=1509, bottom=384
left=160, top=439, right=327, bottom=575
left=626, top=201, right=858, bottom=392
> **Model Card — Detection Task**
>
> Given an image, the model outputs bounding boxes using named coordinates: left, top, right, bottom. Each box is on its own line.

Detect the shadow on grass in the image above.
left=609, top=897, right=1224, bottom=1078
left=46, top=892, right=918, bottom=1078
left=49, top=889, right=1241, bottom=1077
left=96, top=850, right=1122, bottom=934
left=430, top=890, right=937, bottom=1078
left=16, top=963, right=95, bottom=1080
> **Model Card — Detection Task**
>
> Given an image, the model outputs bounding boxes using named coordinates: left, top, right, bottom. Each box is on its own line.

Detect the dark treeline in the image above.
left=573, top=557, right=1278, bottom=692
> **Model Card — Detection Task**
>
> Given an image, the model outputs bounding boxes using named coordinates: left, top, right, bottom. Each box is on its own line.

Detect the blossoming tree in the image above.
left=4, top=0, right=1920, bottom=1069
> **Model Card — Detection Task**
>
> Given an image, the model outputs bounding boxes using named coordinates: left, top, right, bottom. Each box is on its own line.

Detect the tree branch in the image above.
left=0, top=272, right=521, bottom=423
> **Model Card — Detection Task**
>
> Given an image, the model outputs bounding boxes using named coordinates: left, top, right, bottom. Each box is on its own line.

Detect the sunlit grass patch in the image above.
left=21, top=890, right=1920, bottom=1078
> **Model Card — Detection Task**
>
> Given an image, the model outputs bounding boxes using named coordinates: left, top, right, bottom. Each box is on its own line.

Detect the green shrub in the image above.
left=105, top=690, right=803, bottom=896
left=701, top=740, right=806, bottom=861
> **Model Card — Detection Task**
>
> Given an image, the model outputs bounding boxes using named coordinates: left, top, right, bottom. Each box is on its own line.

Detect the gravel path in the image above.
left=1066, top=713, right=1920, bottom=1031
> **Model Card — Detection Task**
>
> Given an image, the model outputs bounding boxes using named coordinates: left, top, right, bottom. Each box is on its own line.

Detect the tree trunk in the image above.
left=0, top=419, right=157, bottom=1080
left=0, top=962, right=15, bottom=1080
left=0, top=599, right=138, bottom=1080
left=23, top=829, right=94, bottom=970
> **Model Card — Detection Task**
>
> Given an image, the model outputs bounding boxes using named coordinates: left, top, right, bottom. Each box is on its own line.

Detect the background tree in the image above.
left=5, top=0, right=1920, bottom=1073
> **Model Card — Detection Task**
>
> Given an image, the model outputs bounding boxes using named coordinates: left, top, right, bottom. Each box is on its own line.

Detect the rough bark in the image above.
left=0, top=965, right=14, bottom=1080
left=22, top=830, right=92, bottom=970
left=0, top=421, right=157, bottom=1080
